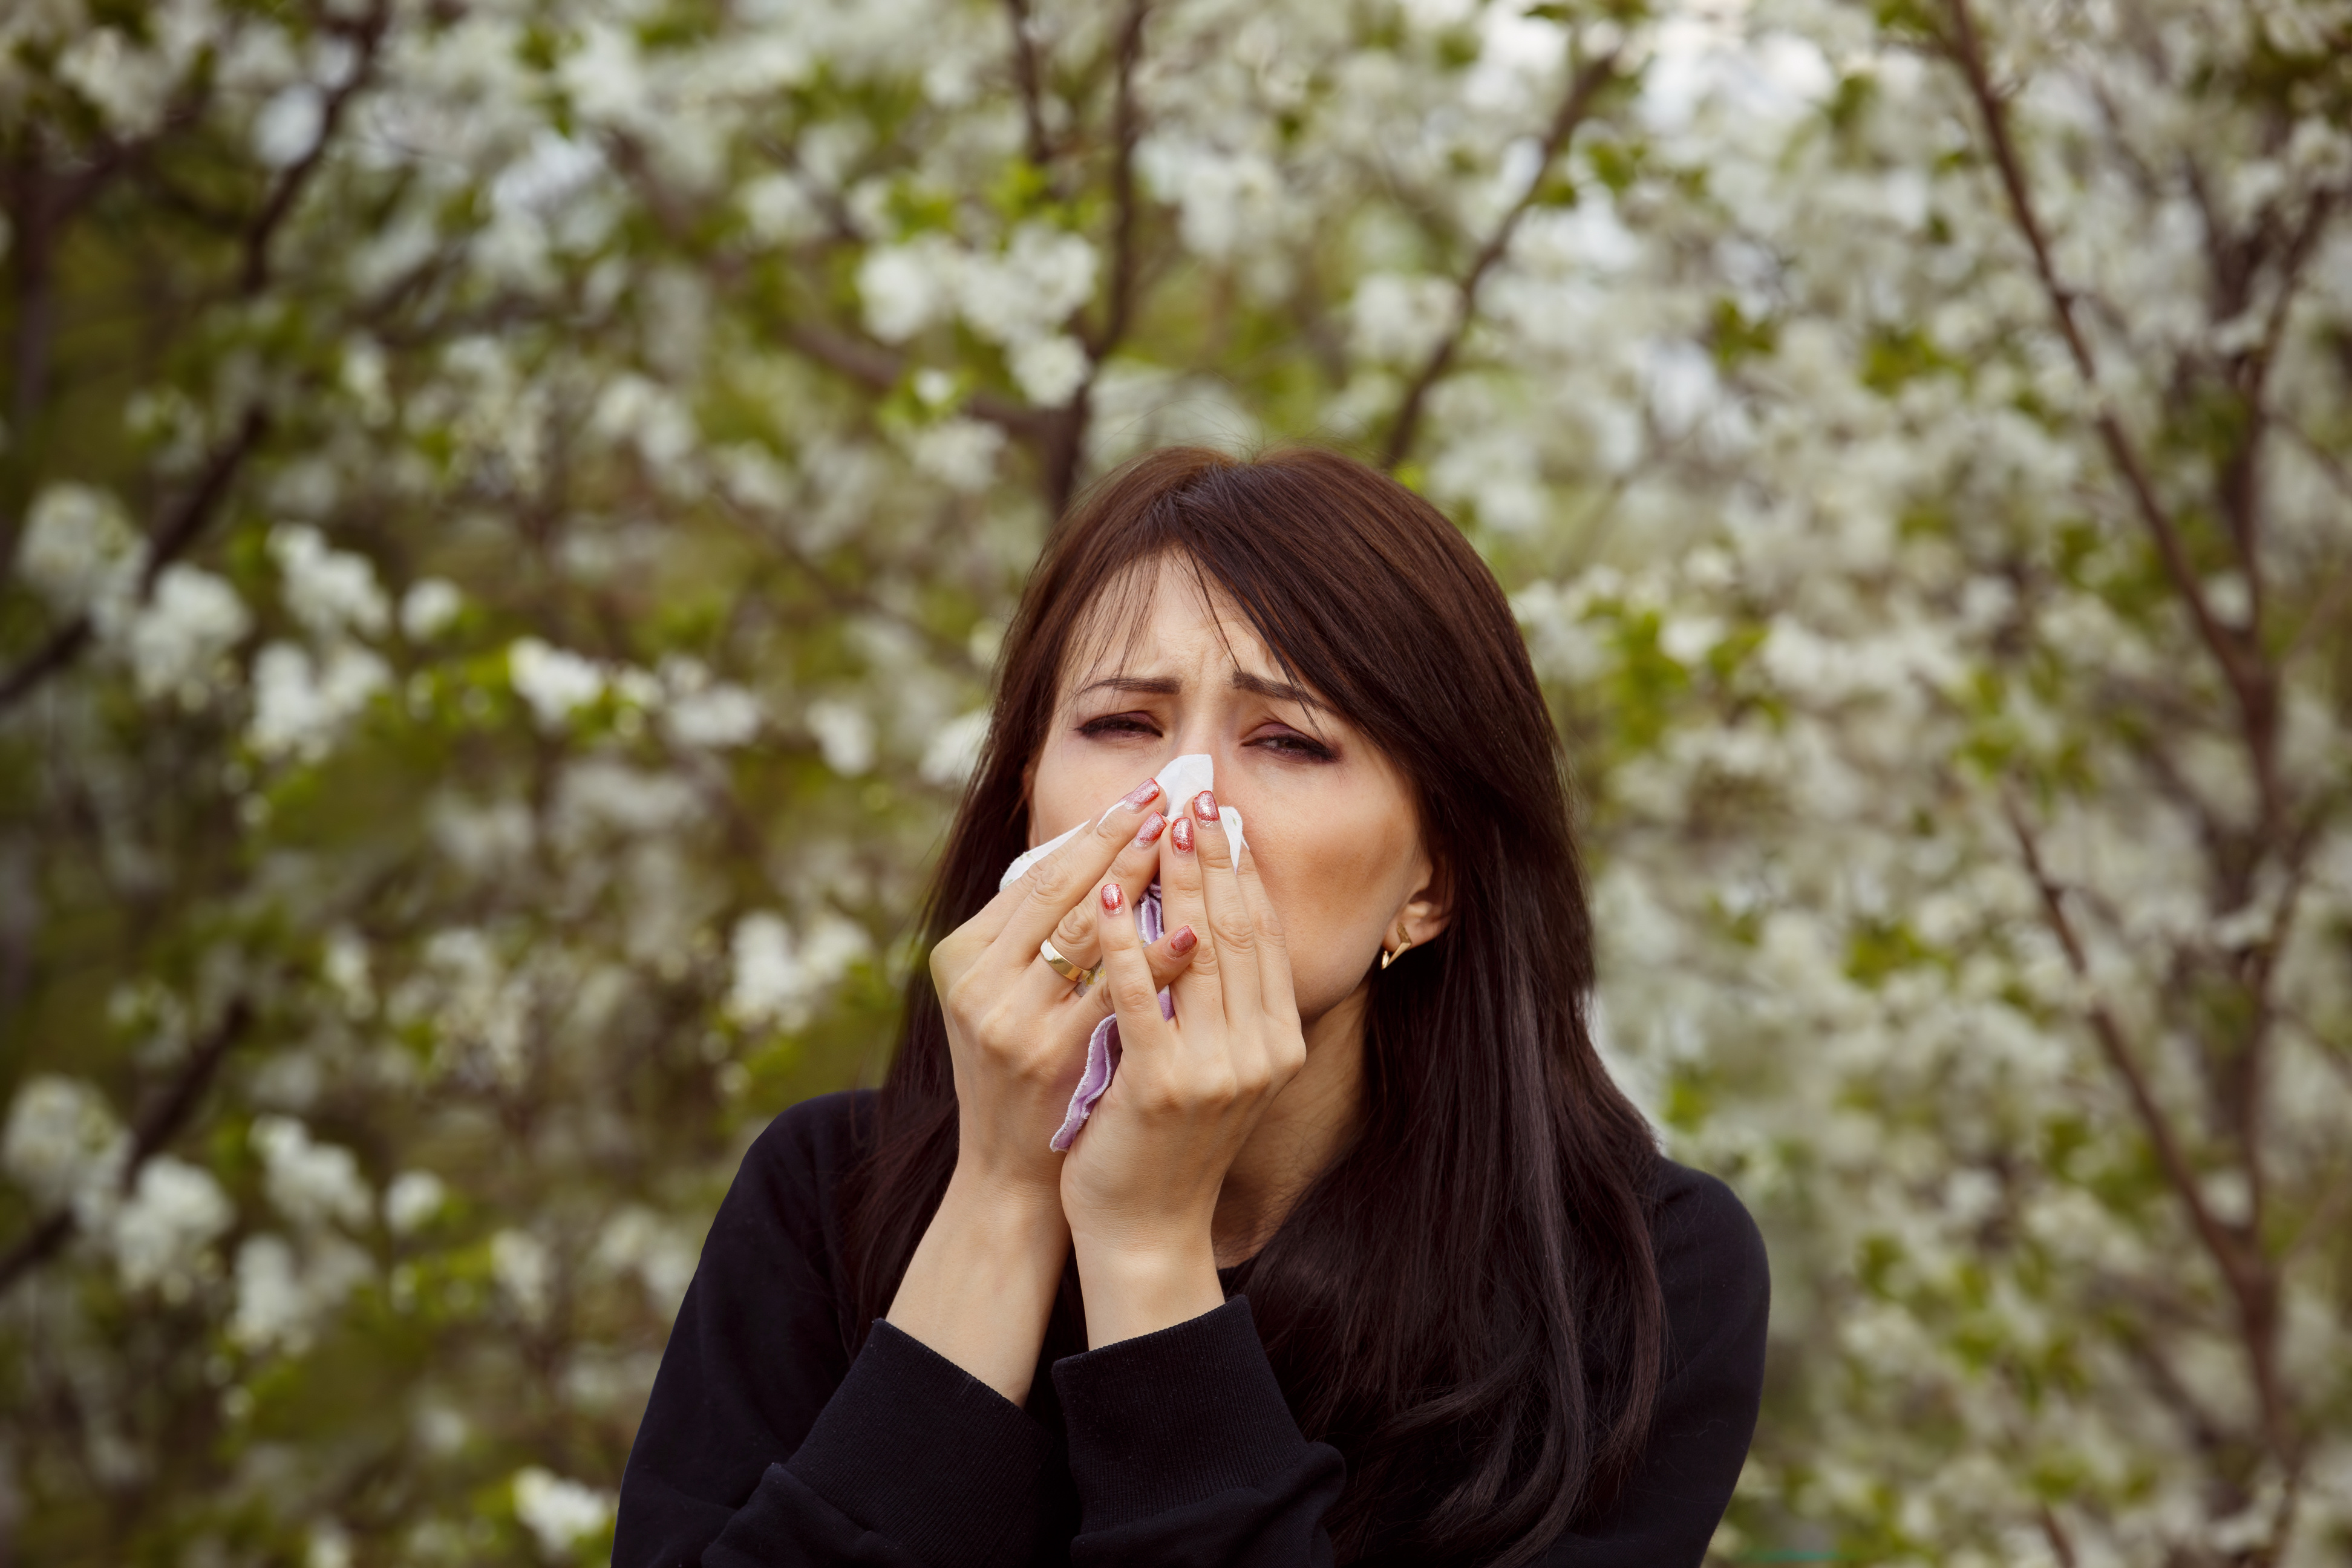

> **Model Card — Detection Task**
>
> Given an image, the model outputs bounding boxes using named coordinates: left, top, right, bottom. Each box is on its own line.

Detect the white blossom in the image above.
left=592, top=1206, right=697, bottom=1315
left=491, top=1227, right=556, bottom=1327
left=249, top=641, right=391, bottom=761
left=1, top=1076, right=126, bottom=1208
left=15, top=483, right=139, bottom=615
left=99, top=563, right=252, bottom=703
left=511, top=1467, right=614, bottom=1558
left=251, top=1116, right=374, bottom=1232
left=1008, top=335, right=1090, bottom=407
left=109, top=1156, right=234, bottom=1293
left=919, top=708, right=990, bottom=786
left=957, top=223, right=1099, bottom=347
left=909, top=417, right=1005, bottom=491
left=803, top=697, right=875, bottom=776
left=228, top=1232, right=373, bottom=1354
left=724, top=912, right=871, bottom=1033
left=662, top=682, right=763, bottom=749
left=508, top=637, right=607, bottom=730
left=398, top=577, right=463, bottom=641
left=384, top=1169, right=448, bottom=1236
left=269, top=524, right=390, bottom=642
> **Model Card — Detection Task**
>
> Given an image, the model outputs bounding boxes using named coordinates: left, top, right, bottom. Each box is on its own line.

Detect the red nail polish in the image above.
left=1100, top=881, right=1123, bottom=912
left=1171, top=814, right=1194, bottom=852
left=1192, top=789, right=1217, bottom=823
left=1169, top=925, right=1198, bottom=955
left=1133, top=811, right=1166, bottom=846
left=1121, top=777, right=1161, bottom=810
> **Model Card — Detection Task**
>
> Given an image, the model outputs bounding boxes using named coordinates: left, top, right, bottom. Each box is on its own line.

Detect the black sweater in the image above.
left=615, top=1090, right=1769, bottom=1568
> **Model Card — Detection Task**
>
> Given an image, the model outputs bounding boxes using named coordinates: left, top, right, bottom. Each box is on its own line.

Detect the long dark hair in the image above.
left=841, top=446, right=1663, bottom=1566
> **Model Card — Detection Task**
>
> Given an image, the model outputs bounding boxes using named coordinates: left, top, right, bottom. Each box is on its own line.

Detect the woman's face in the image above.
left=1026, top=555, right=1440, bottom=1028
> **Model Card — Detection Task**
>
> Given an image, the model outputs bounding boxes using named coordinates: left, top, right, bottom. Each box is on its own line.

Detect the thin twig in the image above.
left=1382, top=50, right=1618, bottom=471
left=1042, top=0, right=1154, bottom=519
left=0, top=998, right=252, bottom=1296
left=1004, top=0, right=1056, bottom=170
left=2000, top=787, right=2292, bottom=1463
left=0, top=405, right=270, bottom=714
left=240, top=1, right=392, bottom=293
left=783, top=320, right=1051, bottom=440
left=1938, top=0, right=2269, bottom=745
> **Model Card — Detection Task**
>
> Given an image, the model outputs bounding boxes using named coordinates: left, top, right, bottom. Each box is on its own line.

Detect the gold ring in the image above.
left=1038, top=937, right=1101, bottom=995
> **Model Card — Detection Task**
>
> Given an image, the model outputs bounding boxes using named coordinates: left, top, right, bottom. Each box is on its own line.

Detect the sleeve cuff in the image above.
left=1050, top=1295, right=1311, bottom=1532
left=784, top=1319, right=1053, bottom=1568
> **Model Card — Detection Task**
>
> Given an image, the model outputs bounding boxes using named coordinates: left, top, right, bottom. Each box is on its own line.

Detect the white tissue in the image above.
left=998, top=752, right=1243, bottom=890
left=995, top=752, right=1247, bottom=1151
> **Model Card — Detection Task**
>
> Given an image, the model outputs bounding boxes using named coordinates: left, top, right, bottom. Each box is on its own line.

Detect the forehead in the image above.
left=1057, top=552, right=1275, bottom=692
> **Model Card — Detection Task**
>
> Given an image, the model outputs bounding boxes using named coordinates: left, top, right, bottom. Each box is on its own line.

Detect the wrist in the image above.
left=938, top=1164, right=1069, bottom=1246
left=1070, top=1228, right=1223, bottom=1348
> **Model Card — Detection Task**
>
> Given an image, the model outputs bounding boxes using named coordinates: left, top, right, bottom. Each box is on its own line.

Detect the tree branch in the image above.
left=0, top=997, right=252, bottom=1296
left=1939, top=0, right=2271, bottom=765
left=1004, top=0, right=1057, bottom=171
left=782, top=320, right=1051, bottom=440
left=1382, top=49, right=1618, bottom=472
left=240, top=2, right=393, bottom=295
left=2001, top=788, right=2292, bottom=1464
left=1083, top=0, right=1151, bottom=364
left=0, top=405, right=270, bottom=714
left=1041, top=0, right=1154, bottom=520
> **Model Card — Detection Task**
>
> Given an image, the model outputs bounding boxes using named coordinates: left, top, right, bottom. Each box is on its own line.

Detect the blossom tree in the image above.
left=1, top=0, right=2346, bottom=1563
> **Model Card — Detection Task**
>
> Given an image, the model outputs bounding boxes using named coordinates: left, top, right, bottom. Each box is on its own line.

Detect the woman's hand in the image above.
left=928, top=778, right=1200, bottom=1195
left=1061, top=787, right=1308, bottom=1348
left=886, top=776, right=1200, bottom=1402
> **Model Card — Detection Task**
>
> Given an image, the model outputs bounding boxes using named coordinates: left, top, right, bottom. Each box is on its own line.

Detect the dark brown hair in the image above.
left=843, top=446, right=1663, bottom=1566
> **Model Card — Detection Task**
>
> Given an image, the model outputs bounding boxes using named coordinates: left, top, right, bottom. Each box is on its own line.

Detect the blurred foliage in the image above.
left=2, top=0, right=2350, bottom=1564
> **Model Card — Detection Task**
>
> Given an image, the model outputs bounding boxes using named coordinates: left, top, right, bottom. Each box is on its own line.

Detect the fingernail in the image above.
left=1169, top=925, right=1198, bottom=955
left=1192, top=789, right=1217, bottom=823
left=1171, top=814, right=1194, bottom=852
left=1120, top=777, right=1161, bottom=810
left=1100, top=881, right=1123, bottom=912
left=1132, top=811, right=1166, bottom=846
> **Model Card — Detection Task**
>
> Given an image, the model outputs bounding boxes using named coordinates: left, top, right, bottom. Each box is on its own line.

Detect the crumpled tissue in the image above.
left=999, top=753, right=1244, bottom=1149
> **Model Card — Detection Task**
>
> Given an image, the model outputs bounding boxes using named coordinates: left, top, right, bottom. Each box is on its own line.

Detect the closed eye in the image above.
left=1249, top=727, right=1337, bottom=763
left=1077, top=712, right=1161, bottom=739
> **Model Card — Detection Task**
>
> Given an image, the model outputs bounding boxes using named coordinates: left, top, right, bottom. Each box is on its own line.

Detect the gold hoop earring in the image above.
left=1380, top=925, right=1413, bottom=970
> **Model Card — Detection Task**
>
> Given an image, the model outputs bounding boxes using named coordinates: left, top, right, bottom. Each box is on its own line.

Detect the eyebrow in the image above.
left=1075, top=671, right=1330, bottom=714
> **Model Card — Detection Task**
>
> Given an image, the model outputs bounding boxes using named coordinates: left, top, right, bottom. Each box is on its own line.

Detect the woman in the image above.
left=615, top=446, right=1768, bottom=1567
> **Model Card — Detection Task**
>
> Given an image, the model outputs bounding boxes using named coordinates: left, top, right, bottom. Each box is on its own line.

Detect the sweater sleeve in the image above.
left=1052, top=1296, right=1347, bottom=1567
left=1533, top=1166, right=1772, bottom=1567
left=613, top=1093, right=1056, bottom=1568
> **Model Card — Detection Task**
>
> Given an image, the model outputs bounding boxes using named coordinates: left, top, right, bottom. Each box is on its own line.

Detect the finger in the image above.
left=1086, top=920, right=1199, bottom=1021
left=1158, top=798, right=1220, bottom=1018
left=1094, top=879, right=1177, bottom=1053
left=1040, top=809, right=1170, bottom=973
left=1232, top=836, right=1299, bottom=1028
left=987, top=776, right=1166, bottom=981
left=1184, top=789, right=1263, bottom=1031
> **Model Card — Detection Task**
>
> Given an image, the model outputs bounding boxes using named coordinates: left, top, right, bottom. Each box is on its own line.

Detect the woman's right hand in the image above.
left=928, top=775, right=1200, bottom=1195
left=888, top=773, right=1201, bottom=1404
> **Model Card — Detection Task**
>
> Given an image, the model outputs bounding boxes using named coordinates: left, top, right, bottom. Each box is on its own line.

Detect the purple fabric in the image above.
left=1048, top=880, right=1174, bottom=1151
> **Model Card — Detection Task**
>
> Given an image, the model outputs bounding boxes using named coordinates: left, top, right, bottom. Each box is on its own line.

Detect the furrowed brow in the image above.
left=1230, top=670, right=1330, bottom=713
left=1074, top=675, right=1184, bottom=701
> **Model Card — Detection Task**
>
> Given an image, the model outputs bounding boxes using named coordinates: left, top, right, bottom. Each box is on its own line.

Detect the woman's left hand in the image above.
left=1060, top=786, right=1308, bottom=1347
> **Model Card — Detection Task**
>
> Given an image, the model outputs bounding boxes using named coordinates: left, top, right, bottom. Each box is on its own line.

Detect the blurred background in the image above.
left=2, top=0, right=2348, bottom=1563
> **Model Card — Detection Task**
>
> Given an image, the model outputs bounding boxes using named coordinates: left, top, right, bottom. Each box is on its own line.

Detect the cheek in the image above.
left=1253, top=800, right=1409, bottom=1010
left=1027, top=736, right=1138, bottom=848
